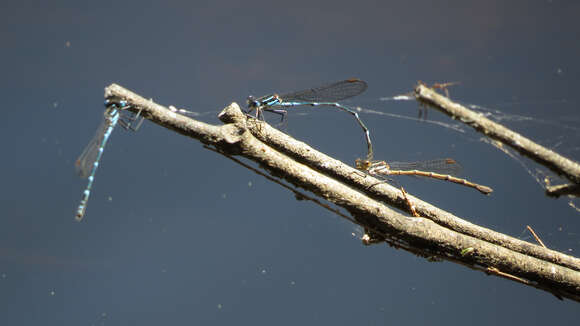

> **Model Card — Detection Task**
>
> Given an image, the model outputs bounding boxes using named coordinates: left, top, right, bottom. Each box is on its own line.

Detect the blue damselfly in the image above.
left=247, top=79, right=373, bottom=160
left=75, top=97, right=142, bottom=221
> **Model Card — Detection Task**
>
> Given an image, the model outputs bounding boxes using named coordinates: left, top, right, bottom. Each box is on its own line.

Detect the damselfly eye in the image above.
left=354, top=159, right=370, bottom=169
left=247, top=96, right=257, bottom=108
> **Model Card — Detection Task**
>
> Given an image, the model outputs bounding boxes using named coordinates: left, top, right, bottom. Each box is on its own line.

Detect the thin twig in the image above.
left=486, top=267, right=531, bottom=285
left=527, top=225, right=547, bottom=248
left=400, top=186, right=420, bottom=217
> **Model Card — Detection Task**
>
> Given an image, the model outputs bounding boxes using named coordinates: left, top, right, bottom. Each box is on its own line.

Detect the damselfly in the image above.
left=74, top=97, right=143, bottom=221
left=355, top=158, right=493, bottom=195
left=247, top=79, right=373, bottom=160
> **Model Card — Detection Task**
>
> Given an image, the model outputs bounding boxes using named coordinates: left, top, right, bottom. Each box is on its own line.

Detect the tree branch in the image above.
left=105, top=83, right=580, bottom=302
left=414, top=84, right=580, bottom=187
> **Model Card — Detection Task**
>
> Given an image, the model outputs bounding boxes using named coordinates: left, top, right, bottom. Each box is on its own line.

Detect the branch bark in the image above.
left=105, top=83, right=580, bottom=302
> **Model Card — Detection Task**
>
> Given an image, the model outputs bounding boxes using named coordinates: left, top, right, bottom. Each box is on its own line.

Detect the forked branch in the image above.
left=105, top=83, right=580, bottom=302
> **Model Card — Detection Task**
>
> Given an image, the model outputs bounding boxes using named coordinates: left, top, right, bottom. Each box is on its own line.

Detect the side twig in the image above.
left=414, top=84, right=580, bottom=186
left=527, top=225, right=547, bottom=248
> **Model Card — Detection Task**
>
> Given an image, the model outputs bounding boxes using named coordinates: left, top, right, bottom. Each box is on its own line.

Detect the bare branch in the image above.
left=414, top=84, right=580, bottom=185
left=105, top=83, right=580, bottom=302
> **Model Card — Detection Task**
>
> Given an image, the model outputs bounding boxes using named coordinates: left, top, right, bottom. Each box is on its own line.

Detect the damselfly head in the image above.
left=247, top=95, right=259, bottom=109
left=104, top=96, right=119, bottom=107
left=354, top=158, right=372, bottom=171
left=104, top=96, right=128, bottom=109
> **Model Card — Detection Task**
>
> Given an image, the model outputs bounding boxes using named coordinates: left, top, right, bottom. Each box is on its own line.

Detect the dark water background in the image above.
left=2, top=1, right=579, bottom=324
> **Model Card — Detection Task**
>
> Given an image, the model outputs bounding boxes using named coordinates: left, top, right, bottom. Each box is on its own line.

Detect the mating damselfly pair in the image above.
left=245, top=79, right=492, bottom=195
left=75, top=79, right=492, bottom=220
